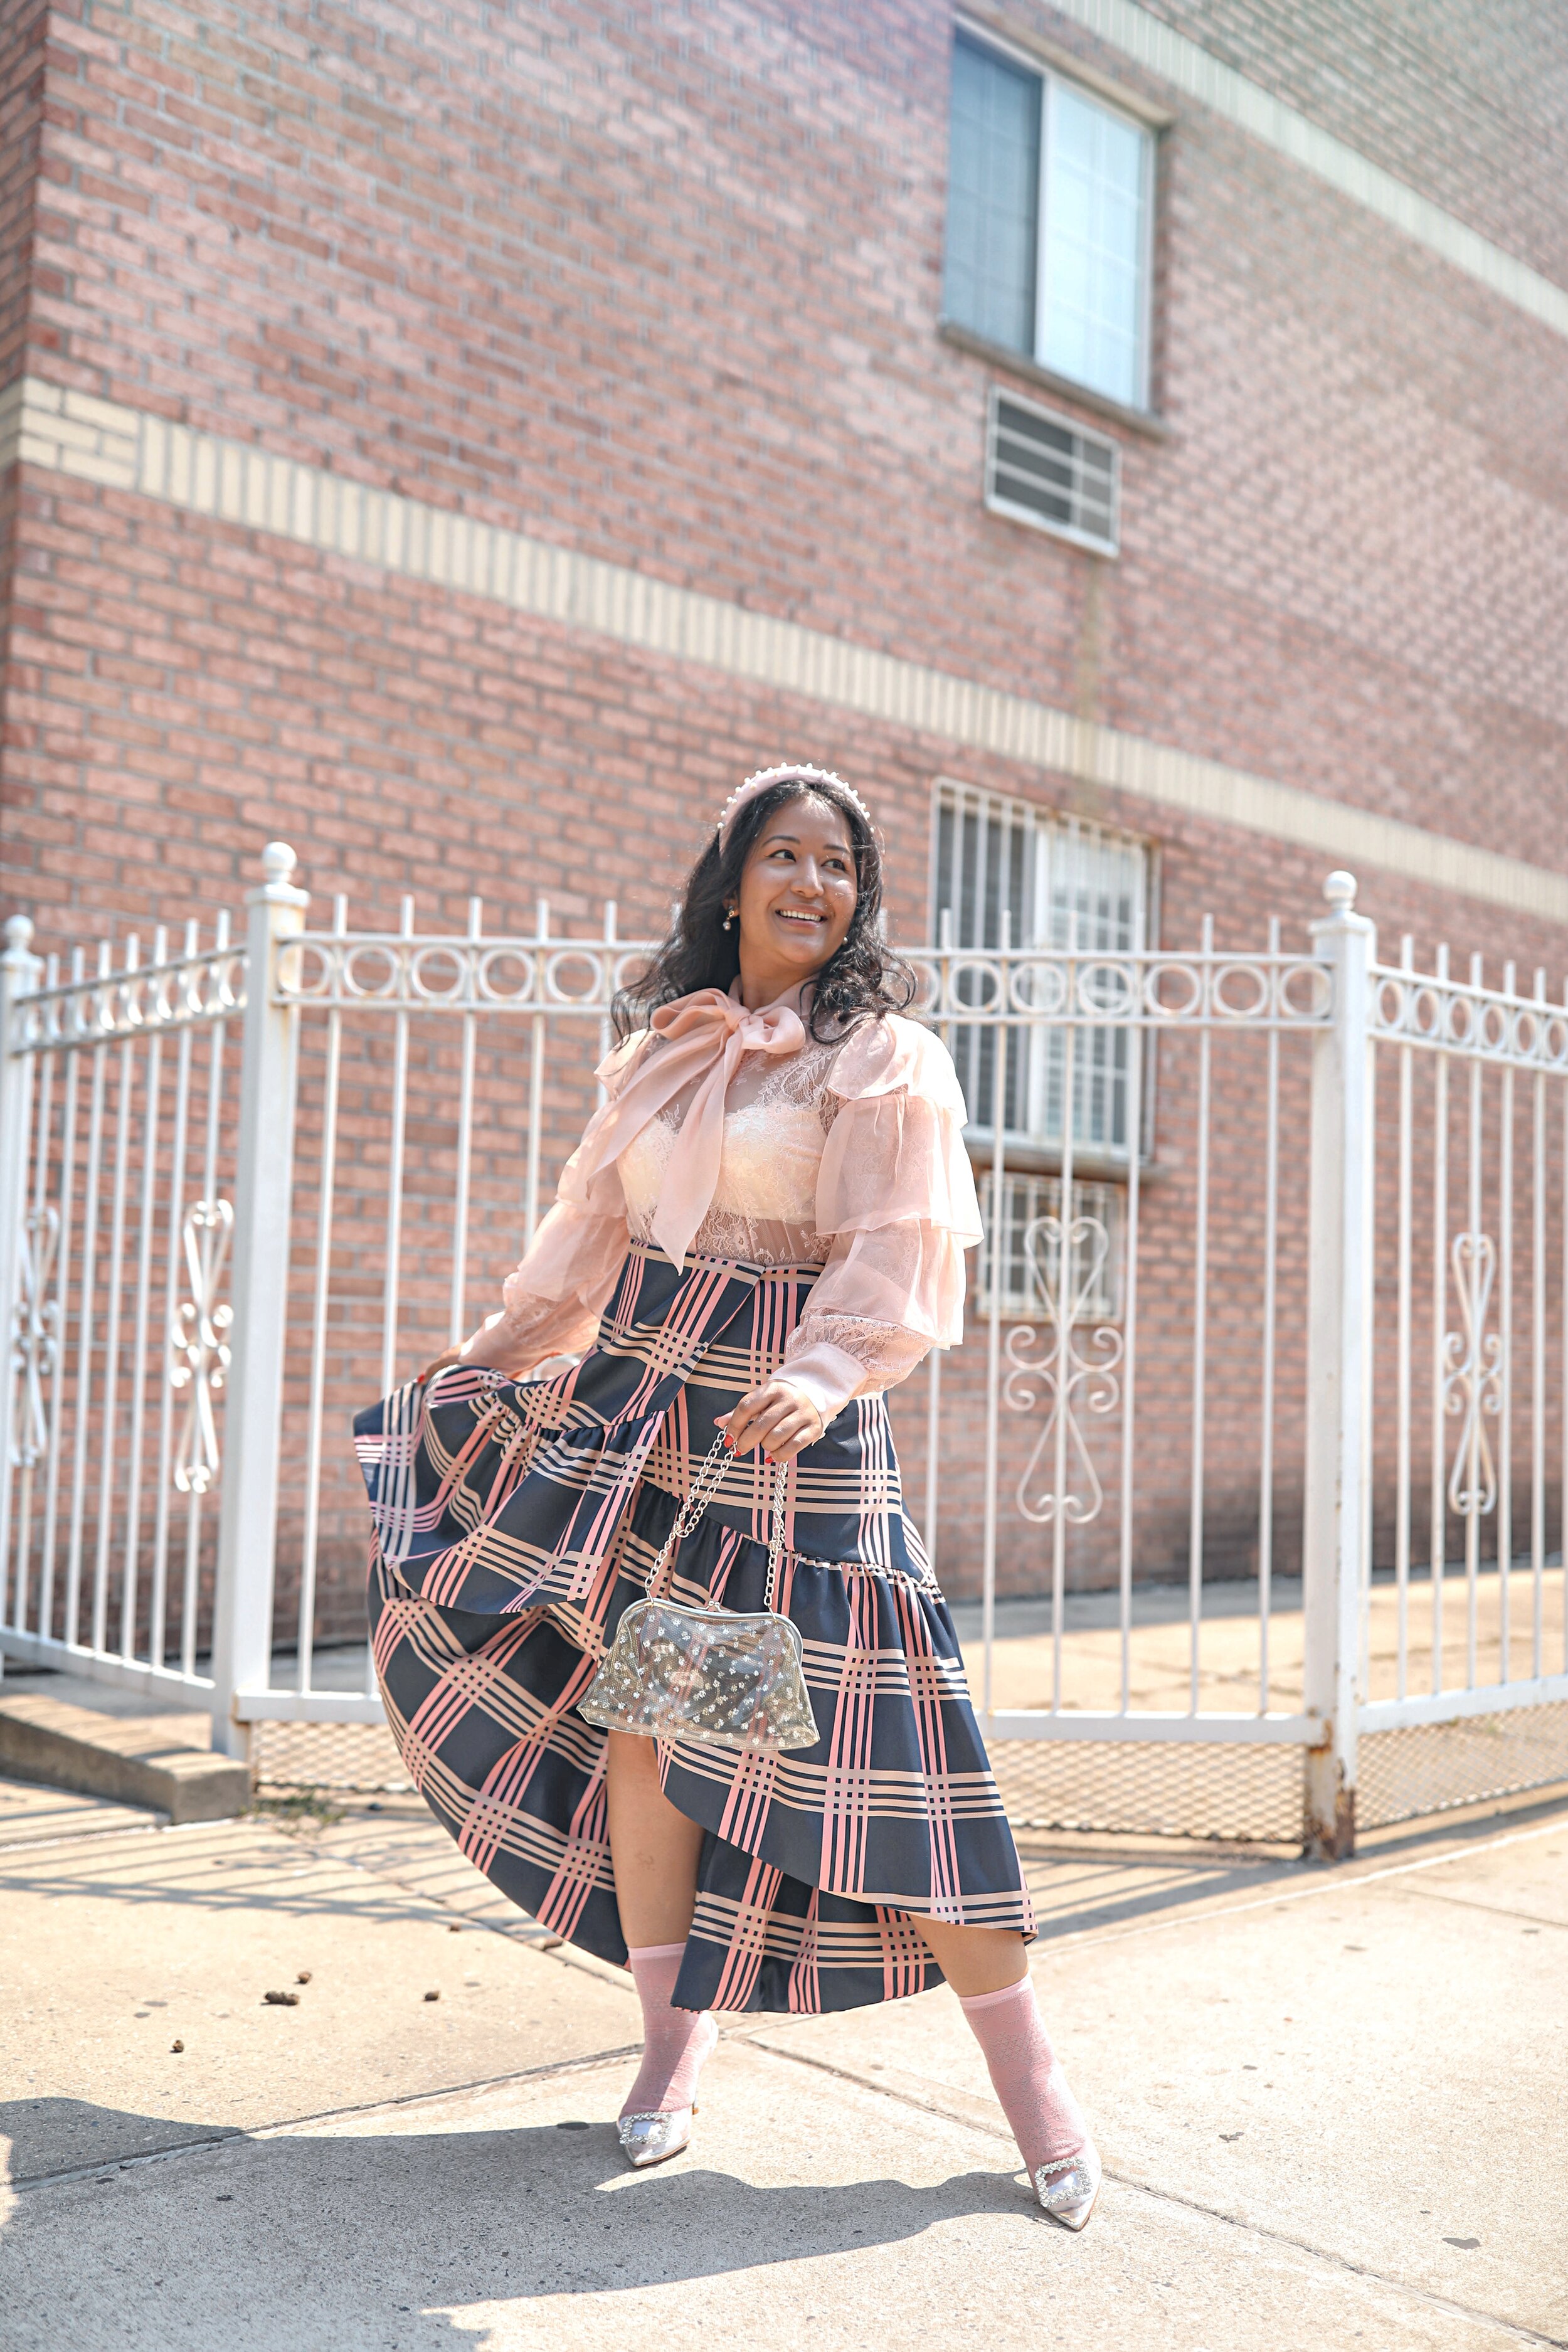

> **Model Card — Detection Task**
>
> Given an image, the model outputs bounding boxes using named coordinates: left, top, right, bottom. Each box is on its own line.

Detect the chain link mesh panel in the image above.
left=987, top=1739, right=1309, bottom=1845
left=1357, top=1703, right=1568, bottom=1830
left=251, top=1720, right=411, bottom=1794
left=249, top=1712, right=1567, bottom=1845
left=250, top=1718, right=1312, bottom=1841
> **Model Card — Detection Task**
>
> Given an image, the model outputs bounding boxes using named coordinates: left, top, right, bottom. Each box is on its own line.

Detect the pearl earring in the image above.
left=723, top=908, right=734, bottom=931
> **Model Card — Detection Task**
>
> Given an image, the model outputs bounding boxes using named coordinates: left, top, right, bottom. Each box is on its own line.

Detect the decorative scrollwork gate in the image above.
left=2, top=852, right=1566, bottom=1850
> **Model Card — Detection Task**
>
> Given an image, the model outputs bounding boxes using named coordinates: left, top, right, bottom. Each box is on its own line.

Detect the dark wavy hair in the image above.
left=615, top=771, right=916, bottom=1042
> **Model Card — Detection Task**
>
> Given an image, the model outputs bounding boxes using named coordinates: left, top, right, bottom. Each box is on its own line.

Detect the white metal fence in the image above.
left=3, top=847, right=1566, bottom=1852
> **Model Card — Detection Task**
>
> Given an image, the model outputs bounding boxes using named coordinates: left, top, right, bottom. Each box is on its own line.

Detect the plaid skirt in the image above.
left=353, top=1242, right=1032, bottom=2013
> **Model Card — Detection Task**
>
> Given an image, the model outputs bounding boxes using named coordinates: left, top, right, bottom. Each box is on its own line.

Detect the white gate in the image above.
left=3, top=847, right=1566, bottom=1852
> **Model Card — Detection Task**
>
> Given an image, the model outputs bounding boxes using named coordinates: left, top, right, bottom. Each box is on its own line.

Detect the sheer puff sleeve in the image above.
left=779, top=1017, right=983, bottom=1424
left=458, top=1030, right=646, bottom=1375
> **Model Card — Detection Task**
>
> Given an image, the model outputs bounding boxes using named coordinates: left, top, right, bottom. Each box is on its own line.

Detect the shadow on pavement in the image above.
left=0, top=1846, right=454, bottom=1930
left=1020, top=1851, right=1304, bottom=1941
left=3, top=2094, right=241, bottom=2180
left=2, top=2096, right=1044, bottom=2344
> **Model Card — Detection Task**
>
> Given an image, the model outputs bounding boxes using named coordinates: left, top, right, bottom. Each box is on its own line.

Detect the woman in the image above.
left=354, top=763, right=1100, bottom=2227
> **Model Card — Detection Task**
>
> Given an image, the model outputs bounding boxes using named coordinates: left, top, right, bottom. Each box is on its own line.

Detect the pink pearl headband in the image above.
left=714, top=763, right=872, bottom=848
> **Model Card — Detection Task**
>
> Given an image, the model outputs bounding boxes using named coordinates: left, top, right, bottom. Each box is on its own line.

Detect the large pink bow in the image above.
left=569, top=988, right=807, bottom=1269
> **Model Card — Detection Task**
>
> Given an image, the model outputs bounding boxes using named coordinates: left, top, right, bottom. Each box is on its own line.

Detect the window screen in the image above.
left=943, top=33, right=1041, bottom=354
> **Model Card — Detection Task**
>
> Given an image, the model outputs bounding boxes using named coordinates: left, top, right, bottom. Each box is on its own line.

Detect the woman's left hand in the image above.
left=718, top=1380, right=824, bottom=1464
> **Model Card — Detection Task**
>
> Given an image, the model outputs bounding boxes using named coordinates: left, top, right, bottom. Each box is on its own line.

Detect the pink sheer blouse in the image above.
left=459, top=989, right=984, bottom=1424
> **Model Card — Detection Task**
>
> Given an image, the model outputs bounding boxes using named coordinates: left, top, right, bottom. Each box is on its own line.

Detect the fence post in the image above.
left=1302, top=870, right=1375, bottom=1858
left=0, top=918, right=42, bottom=1618
left=209, top=845, right=308, bottom=1761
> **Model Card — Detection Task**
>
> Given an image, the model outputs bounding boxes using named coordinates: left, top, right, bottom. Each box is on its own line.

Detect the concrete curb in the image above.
left=0, top=1692, right=249, bottom=1822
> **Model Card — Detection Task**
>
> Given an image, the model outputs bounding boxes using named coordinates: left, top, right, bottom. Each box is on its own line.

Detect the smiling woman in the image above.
left=732, top=796, right=859, bottom=991
left=352, top=763, right=1102, bottom=2228
left=623, top=761, right=915, bottom=1048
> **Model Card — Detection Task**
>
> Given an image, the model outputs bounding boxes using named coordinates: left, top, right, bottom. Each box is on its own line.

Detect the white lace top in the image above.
left=618, top=1039, right=838, bottom=1266
left=460, top=992, right=984, bottom=1424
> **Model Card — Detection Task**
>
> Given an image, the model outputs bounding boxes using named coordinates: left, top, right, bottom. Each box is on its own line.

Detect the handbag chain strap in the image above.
left=646, top=1429, right=787, bottom=1612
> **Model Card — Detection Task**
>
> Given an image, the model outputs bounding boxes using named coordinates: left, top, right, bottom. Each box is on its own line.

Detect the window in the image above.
left=986, top=386, right=1119, bottom=554
left=977, top=1173, right=1126, bottom=1321
left=945, top=34, right=1041, bottom=355
left=931, top=781, right=1151, bottom=1167
left=944, top=28, right=1155, bottom=411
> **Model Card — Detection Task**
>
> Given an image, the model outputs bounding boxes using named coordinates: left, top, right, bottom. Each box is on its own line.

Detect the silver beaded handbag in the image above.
left=578, top=1433, right=818, bottom=1754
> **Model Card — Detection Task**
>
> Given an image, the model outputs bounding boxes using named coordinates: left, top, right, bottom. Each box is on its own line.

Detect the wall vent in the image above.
left=985, top=386, right=1120, bottom=556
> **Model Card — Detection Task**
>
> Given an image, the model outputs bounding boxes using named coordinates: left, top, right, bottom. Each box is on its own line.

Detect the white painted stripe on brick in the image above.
left=3, top=373, right=1565, bottom=926
left=1047, top=0, right=1568, bottom=342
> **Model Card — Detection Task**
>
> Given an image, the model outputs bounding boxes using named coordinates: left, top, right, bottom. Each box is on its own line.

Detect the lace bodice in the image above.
left=460, top=990, right=983, bottom=1422
left=619, top=1039, right=839, bottom=1266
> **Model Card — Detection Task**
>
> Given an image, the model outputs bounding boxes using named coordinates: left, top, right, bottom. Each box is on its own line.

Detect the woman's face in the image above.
left=733, top=794, right=859, bottom=985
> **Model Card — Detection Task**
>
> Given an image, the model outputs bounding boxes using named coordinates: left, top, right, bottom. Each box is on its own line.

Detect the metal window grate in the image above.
left=985, top=386, right=1120, bottom=555
left=977, top=1173, right=1125, bottom=1320
left=932, top=780, right=1150, bottom=1163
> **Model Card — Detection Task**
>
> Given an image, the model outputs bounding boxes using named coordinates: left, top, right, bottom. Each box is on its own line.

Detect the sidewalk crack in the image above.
left=8, top=2042, right=644, bottom=2199
left=1394, top=1885, right=1568, bottom=1931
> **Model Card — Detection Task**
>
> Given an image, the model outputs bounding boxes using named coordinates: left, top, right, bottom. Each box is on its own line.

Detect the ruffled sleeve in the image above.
left=458, top=1029, right=647, bottom=1375
left=780, top=1017, right=982, bottom=1422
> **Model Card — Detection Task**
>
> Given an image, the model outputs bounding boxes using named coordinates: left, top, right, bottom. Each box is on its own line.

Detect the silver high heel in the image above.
left=617, top=2107, right=696, bottom=2168
left=1034, top=2141, right=1101, bottom=2232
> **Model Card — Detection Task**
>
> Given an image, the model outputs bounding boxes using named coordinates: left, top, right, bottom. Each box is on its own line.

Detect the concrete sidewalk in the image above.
left=1, top=1776, right=1564, bottom=2351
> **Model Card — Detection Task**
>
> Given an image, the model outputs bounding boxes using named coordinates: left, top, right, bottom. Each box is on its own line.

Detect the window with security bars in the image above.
left=944, top=27, right=1155, bottom=412
left=931, top=781, right=1150, bottom=1167
left=987, top=388, right=1118, bottom=554
left=977, top=1173, right=1126, bottom=1322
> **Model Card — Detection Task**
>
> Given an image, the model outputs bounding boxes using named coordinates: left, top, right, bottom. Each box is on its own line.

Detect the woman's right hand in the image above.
left=717, top=1379, right=825, bottom=1464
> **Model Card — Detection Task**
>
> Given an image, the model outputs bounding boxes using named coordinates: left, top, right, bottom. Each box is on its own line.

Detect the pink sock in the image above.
left=621, top=1942, right=719, bottom=2119
left=959, top=1978, right=1088, bottom=2178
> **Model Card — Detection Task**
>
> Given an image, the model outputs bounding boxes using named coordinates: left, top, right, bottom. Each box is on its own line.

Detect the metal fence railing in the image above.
left=4, top=848, right=1567, bottom=1852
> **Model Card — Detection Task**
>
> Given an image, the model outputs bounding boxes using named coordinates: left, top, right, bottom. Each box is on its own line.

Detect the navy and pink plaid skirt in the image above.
left=353, top=1242, right=1032, bottom=2013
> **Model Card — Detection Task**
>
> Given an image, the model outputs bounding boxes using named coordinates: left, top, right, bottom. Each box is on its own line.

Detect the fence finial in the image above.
left=252, top=842, right=307, bottom=912
left=3, top=913, right=35, bottom=958
left=1323, top=870, right=1357, bottom=913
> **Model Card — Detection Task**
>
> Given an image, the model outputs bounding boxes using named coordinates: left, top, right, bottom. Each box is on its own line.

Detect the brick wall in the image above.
left=1125, top=0, right=1568, bottom=283
left=0, top=0, right=46, bottom=393
left=3, top=0, right=1566, bottom=1623
left=3, top=0, right=1565, bottom=943
left=0, top=0, right=46, bottom=726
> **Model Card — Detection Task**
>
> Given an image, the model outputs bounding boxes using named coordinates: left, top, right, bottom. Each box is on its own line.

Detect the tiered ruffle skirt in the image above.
left=354, top=1242, right=1032, bottom=2013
